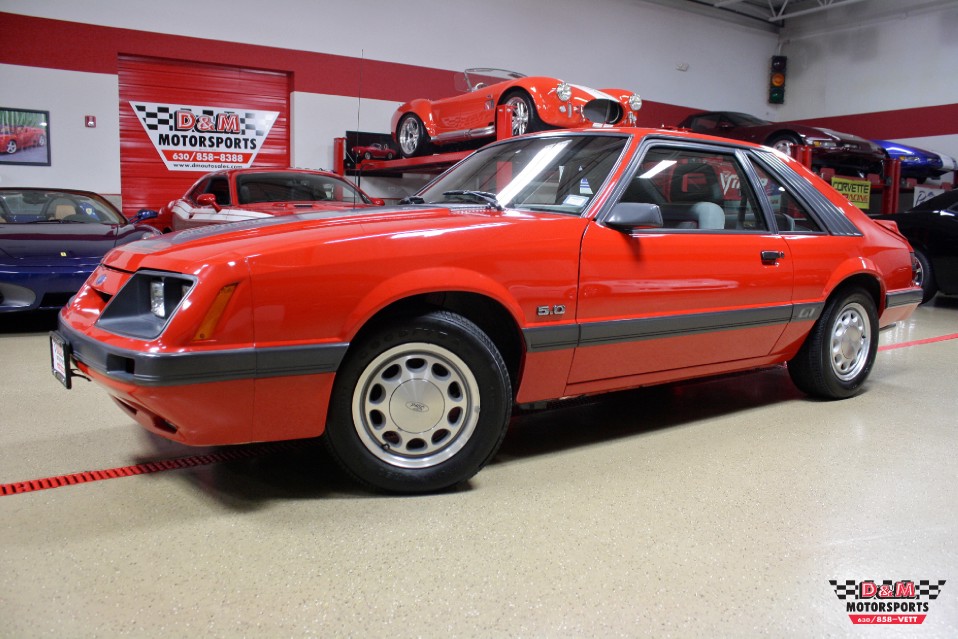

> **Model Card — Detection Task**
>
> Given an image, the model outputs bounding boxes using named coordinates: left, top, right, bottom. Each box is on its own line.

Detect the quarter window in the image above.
left=750, top=162, right=824, bottom=233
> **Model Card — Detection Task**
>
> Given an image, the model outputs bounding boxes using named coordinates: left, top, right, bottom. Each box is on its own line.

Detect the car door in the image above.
left=569, top=141, right=794, bottom=391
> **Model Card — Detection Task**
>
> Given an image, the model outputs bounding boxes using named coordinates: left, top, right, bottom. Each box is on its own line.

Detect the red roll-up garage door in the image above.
left=118, top=55, right=290, bottom=222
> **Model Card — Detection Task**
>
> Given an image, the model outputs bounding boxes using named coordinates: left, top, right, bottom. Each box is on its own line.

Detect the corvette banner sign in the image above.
left=130, top=101, right=279, bottom=171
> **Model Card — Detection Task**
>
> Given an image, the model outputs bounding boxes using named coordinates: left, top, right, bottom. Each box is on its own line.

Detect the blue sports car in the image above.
left=0, top=188, right=159, bottom=313
left=873, top=140, right=949, bottom=183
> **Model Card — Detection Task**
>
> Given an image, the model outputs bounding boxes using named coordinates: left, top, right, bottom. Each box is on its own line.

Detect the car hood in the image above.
left=102, top=205, right=528, bottom=272
left=0, top=223, right=123, bottom=260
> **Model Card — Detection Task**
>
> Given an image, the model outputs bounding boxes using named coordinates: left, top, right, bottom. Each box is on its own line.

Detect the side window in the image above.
left=750, top=162, right=824, bottom=233
left=205, top=177, right=231, bottom=206
left=620, top=146, right=768, bottom=231
left=187, top=178, right=210, bottom=203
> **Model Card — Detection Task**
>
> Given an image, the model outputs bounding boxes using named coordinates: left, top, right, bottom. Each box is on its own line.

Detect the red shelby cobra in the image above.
left=52, top=127, right=922, bottom=493
left=1, top=124, right=47, bottom=154
left=391, top=68, right=642, bottom=157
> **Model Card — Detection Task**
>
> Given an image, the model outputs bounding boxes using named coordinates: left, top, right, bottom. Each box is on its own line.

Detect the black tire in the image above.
left=767, top=132, right=801, bottom=154
left=396, top=113, right=432, bottom=158
left=386, top=152, right=395, bottom=160
left=37, top=135, right=46, bottom=147
left=5, top=140, right=17, bottom=154
left=500, top=90, right=540, bottom=138
left=363, top=151, right=372, bottom=160
left=324, top=311, right=512, bottom=493
left=913, top=248, right=937, bottom=304
left=788, top=288, right=878, bottom=399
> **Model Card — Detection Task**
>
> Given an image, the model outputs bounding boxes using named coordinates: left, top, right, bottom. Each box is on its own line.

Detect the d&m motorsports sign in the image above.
left=130, top=102, right=278, bottom=171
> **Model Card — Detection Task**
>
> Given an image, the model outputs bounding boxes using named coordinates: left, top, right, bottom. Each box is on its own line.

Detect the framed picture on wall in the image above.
left=0, top=107, right=51, bottom=166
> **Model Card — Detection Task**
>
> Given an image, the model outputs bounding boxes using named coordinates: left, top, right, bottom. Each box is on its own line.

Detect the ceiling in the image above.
left=684, top=0, right=872, bottom=24
left=640, top=0, right=886, bottom=33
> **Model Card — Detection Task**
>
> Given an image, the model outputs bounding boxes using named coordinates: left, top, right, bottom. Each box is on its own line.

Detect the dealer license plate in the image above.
left=50, top=331, right=73, bottom=389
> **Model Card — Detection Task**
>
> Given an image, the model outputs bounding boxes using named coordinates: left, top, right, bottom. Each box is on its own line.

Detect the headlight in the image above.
left=628, top=94, right=642, bottom=111
left=810, top=139, right=838, bottom=148
left=556, top=82, right=572, bottom=102
left=149, top=276, right=191, bottom=319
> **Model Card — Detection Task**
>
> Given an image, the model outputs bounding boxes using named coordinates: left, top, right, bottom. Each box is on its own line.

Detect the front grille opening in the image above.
left=105, top=354, right=135, bottom=376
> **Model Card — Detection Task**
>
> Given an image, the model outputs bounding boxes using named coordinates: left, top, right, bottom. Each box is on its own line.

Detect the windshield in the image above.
left=417, top=134, right=629, bottom=216
left=458, top=68, right=527, bottom=92
left=0, top=190, right=126, bottom=224
left=235, top=172, right=370, bottom=205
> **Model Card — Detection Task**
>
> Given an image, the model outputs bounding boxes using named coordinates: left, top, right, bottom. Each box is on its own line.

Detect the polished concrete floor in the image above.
left=1, top=300, right=957, bottom=638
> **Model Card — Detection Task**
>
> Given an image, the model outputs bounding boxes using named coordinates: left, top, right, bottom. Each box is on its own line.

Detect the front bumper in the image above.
left=0, top=261, right=97, bottom=312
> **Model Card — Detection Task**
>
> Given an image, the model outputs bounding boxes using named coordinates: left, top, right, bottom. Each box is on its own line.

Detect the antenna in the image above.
left=355, top=49, right=364, bottom=193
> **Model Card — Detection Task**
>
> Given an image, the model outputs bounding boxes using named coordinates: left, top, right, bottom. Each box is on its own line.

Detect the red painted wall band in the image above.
left=2, top=11, right=956, bottom=139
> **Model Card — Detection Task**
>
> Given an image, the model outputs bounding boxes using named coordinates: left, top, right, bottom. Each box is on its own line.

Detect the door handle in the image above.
left=761, top=250, right=785, bottom=264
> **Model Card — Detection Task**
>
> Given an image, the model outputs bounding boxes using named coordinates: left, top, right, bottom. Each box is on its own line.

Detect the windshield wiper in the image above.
left=442, top=190, right=503, bottom=211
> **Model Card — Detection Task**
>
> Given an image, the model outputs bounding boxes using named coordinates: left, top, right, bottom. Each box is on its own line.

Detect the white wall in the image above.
left=4, top=0, right=956, bottom=187
left=0, top=64, right=120, bottom=194
left=0, top=0, right=780, bottom=188
left=780, top=0, right=958, bottom=162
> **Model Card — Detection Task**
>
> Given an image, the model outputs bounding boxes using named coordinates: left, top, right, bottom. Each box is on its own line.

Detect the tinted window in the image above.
left=235, top=173, right=369, bottom=205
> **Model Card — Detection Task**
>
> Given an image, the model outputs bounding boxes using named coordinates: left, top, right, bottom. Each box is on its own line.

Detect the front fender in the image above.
left=391, top=100, right=437, bottom=138
left=342, top=266, right=527, bottom=340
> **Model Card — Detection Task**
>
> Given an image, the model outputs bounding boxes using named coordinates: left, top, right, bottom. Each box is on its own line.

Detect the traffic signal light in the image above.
left=769, top=55, right=787, bottom=104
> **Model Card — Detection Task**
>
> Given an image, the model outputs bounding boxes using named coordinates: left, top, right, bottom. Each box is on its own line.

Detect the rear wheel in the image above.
left=325, top=311, right=512, bottom=493
left=913, top=249, right=937, bottom=304
left=788, top=288, right=877, bottom=399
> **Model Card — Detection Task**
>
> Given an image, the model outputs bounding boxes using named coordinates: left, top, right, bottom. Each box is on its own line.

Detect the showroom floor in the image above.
left=1, top=301, right=956, bottom=638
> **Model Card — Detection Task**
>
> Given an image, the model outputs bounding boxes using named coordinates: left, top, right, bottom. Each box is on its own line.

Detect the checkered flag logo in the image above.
left=918, top=580, right=946, bottom=600
left=132, top=103, right=174, bottom=131
left=829, top=579, right=857, bottom=600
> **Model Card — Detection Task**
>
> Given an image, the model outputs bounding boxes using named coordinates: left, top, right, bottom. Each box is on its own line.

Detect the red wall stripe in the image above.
left=0, top=12, right=456, bottom=102
left=2, top=11, right=957, bottom=139
left=791, top=104, right=958, bottom=141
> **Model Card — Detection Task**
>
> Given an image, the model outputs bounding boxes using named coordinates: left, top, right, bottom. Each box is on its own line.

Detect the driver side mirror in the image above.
left=196, top=193, right=222, bottom=212
left=604, top=202, right=663, bottom=233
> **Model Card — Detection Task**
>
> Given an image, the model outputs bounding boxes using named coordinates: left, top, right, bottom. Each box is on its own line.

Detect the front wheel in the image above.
left=5, top=140, right=17, bottom=154
left=501, top=91, right=540, bottom=137
left=768, top=133, right=801, bottom=154
left=396, top=113, right=431, bottom=158
left=788, top=289, right=878, bottom=399
left=325, top=311, right=512, bottom=493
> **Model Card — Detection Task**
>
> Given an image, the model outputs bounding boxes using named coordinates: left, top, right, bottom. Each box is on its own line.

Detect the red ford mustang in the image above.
left=391, top=68, right=642, bottom=157
left=51, top=127, right=922, bottom=493
left=146, top=168, right=384, bottom=233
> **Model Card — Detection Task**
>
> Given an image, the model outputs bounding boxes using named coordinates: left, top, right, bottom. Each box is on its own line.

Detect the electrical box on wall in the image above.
left=768, top=55, right=787, bottom=104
